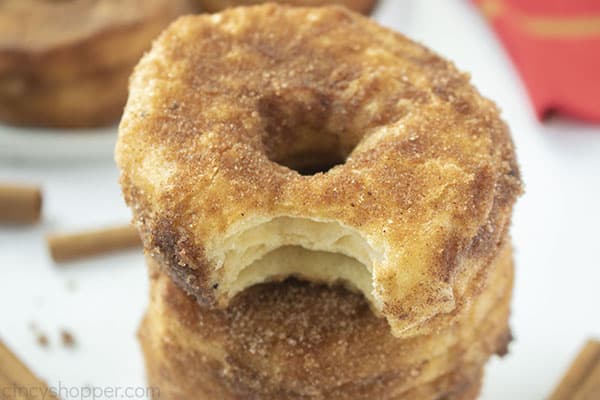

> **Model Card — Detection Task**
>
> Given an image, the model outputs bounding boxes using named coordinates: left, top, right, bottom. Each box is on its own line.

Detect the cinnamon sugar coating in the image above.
left=139, top=243, right=514, bottom=399
left=117, top=5, right=522, bottom=336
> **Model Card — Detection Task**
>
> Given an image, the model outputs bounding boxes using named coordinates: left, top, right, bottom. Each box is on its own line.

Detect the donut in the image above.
left=138, top=243, right=514, bottom=399
left=117, top=4, right=522, bottom=337
left=0, top=0, right=192, bottom=128
left=117, top=4, right=523, bottom=336
left=194, top=0, right=377, bottom=14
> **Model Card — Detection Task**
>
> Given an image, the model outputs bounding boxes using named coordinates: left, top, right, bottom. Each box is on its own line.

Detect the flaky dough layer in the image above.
left=0, top=0, right=191, bottom=127
left=117, top=5, right=522, bottom=336
left=139, top=243, right=514, bottom=399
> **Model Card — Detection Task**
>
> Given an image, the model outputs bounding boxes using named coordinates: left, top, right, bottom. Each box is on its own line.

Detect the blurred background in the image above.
left=1, top=1, right=599, bottom=399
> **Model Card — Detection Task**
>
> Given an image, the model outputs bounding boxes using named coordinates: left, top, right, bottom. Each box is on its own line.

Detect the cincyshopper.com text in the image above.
left=2, top=381, right=160, bottom=399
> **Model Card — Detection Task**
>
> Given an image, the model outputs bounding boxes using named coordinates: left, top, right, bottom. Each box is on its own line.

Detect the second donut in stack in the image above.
left=138, top=244, right=513, bottom=399
left=116, top=5, right=522, bottom=399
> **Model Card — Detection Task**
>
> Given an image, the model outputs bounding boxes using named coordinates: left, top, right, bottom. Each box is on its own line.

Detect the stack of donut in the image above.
left=0, top=0, right=191, bottom=127
left=117, top=5, right=522, bottom=399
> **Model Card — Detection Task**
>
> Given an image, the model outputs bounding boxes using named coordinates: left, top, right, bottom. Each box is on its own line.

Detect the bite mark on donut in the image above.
left=213, top=216, right=387, bottom=311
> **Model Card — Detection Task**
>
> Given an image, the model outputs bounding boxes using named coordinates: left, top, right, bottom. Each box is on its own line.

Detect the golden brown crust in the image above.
left=194, top=0, right=377, bottom=15
left=139, top=243, right=513, bottom=399
left=0, top=0, right=193, bottom=127
left=0, top=64, right=131, bottom=127
left=117, top=4, right=522, bottom=336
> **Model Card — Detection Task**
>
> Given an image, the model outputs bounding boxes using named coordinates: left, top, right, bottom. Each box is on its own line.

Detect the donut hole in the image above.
left=258, top=94, right=357, bottom=175
left=279, top=150, right=348, bottom=176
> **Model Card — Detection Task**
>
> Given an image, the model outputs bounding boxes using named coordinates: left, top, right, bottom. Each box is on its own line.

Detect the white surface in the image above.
left=0, top=125, right=118, bottom=162
left=1, top=1, right=599, bottom=399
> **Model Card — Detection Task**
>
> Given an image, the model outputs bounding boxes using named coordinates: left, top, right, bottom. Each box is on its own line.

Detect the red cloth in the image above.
left=473, top=0, right=600, bottom=122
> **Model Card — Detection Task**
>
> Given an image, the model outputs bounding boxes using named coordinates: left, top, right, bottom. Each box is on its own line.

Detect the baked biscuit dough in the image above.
left=117, top=4, right=522, bottom=337
left=139, top=243, right=514, bottom=399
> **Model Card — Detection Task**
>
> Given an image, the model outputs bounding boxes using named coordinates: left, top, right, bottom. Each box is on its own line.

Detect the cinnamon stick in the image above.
left=550, top=339, right=600, bottom=400
left=47, top=224, right=141, bottom=262
left=573, top=358, right=600, bottom=400
left=0, top=184, right=42, bottom=224
left=0, top=339, right=58, bottom=400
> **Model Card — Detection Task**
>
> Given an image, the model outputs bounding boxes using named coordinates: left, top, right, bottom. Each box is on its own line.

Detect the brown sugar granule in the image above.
left=29, top=322, right=49, bottom=348
left=36, top=334, right=49, bottom=348
left=60, top=330, right=76, bottom=348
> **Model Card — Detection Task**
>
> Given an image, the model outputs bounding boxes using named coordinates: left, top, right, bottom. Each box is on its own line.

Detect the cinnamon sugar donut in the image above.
left=117, top=4, right=522, bottom=337
left=195, top=0, right=376, bottom=15
left=0, top=0, right=192, bottom=127
left=138, top=243, right=514, bottom=399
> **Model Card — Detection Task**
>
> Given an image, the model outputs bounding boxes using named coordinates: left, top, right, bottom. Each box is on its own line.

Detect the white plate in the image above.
left=0, top=123, right=118, bottom=162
